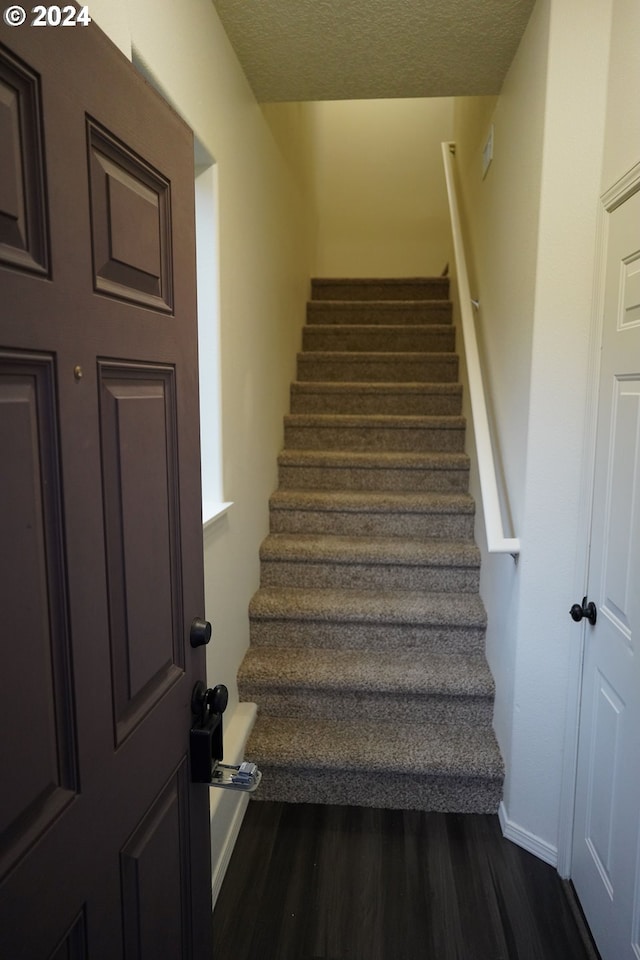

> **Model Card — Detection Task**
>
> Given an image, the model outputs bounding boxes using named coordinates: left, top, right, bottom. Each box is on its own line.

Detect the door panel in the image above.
left=0, top=50, right=49, bottom=274
left=573, top=186, right=640, bottom=960
left=121, top=763, right=192, bottom=960
left=585, top=671, right=624, bottom=897
left=601, top=378, right=640, bottom=636
left=98, top=362, right=184, bottom=744
left=0, top=352, right=77, bottom=878
left=87, top=121, right=173, bottom=311
left=0, top=17, right=212, bottom=959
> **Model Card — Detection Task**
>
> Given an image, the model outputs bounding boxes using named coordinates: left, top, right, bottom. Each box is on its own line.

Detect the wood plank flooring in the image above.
left=213, top=802, right=600, bottom=960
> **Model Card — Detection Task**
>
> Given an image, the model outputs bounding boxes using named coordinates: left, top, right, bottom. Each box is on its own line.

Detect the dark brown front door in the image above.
left=0, top=16, right=213, bottom=959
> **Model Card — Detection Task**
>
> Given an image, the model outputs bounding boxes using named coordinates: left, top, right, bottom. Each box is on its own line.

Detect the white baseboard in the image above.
left=211, top=791, right=250, bottom=905
left=209, top=702, right=257, bottom=905
left=498, top=801, right=558, bottom=868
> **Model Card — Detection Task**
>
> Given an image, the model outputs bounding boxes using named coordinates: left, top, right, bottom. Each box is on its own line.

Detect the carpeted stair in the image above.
left=239, top=277, right=504, bottom=812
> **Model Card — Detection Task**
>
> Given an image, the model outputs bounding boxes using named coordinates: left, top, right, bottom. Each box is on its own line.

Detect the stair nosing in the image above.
left=307, top=298, right=454, bottom=307
left=303, top=322, right=454, bottom=331
left=260, top=533, right=480, bottom=566
left=298, top=350, right=458, bottom=360
left=269, top=489, right=475, bottom=513
left=277, top=449, right=470, bottom=466
left=291, top=380, right=462, bottom=393
left=284, top=413, right=465, bottom=428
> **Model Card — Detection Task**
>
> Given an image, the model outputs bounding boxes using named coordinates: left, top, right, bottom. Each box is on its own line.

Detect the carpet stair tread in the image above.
left=311, top=277, right=450, bottom=301
left=269, top=488, right=475, bottom=515
left=290, top=380, right=462, bottom=395
left=239, top=646, right=495, bottom=699
left=297, top=351, right=458, bottom=383
left=249, top=585, right=487, bottom=627
left=284, top=413, right=466, bottom=453
left=245, top=716, right=503, bottom=780
left=277, top=449, right=470, bottom=469
left=284, top=412, right=465, bottom=428
left=306, top=299, right=453, bottom=325
left=302, top=324, right=455, bottom=352
left=297, top=350, right=458, bottom=364
left=277, top=449, right=471, bottom=493
left=290, top=380, right=463, bottom=416
left=260, top=533, right=480, bottom=567
left=268, top=489, right=475, bottom=539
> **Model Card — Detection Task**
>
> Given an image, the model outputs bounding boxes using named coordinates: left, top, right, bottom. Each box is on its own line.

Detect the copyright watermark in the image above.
left=3, top=5, right=27, bottom=25
left=3, top=5, right=92, bottom=26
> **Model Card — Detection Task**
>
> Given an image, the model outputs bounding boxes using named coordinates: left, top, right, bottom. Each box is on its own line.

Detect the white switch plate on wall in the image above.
left=482, top=124, right=494, bottom=179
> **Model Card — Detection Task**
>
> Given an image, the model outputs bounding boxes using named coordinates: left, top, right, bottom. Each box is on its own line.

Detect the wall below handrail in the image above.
left=441, top=141, right=520, bottom=557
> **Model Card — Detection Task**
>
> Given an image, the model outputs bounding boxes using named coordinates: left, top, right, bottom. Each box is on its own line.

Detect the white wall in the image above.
left=310, top=98, right=454, bottom=277
left=90, top=0, right=317, bottom=897
left=509, top=0, right=611, bottom=862
left=452, top=0, right=549, bottom=839
left=453, top=0, right=612, bottom=864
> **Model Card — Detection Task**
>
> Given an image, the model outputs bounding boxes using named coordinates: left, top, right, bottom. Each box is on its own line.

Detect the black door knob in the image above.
left=206, top=684, right=228, bottom=715
left=570, top=597, right=597, bottom=626
left=191, top=681, right=228, bottom=717
left=190, top=617, right=212, bottom=647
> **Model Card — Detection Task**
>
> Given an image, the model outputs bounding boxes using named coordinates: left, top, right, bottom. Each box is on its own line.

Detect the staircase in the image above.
left=239, top=277, right=504, bottom=812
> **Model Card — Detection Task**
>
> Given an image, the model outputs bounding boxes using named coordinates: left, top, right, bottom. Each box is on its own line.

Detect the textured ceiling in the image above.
left=211, top=0, right=536, bottom=102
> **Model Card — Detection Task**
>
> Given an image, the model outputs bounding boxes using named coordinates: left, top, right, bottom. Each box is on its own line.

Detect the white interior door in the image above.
left=572, top=182, right=640, bottom=960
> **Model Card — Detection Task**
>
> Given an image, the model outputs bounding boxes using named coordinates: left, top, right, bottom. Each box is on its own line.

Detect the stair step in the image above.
left=283, top=413, right=466, bottom=453
left=239, top=274, right=504, bottom=814
left=307, top=299, right=453, bottom=325
left=259, top=534, right=480, bottom=592
left=238, top=646, right=495, bottom=725
left=245, top=716, right=503, bottom=812
left=298, top=351, right=458, bottom=383
left=302, top=324, right=455, bottom=353
left=277, top=449, right=470, bottom=492
left=249, top=586, right=487, bottom=654
left=269, top=489, right=474, bottom=539
left=311, top=277, right=450, bottom=302
left=290, top=381, right=462, bottom=415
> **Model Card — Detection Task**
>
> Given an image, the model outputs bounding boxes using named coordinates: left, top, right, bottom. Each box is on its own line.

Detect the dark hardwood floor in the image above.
left=212, top=801, right=600, bottom=960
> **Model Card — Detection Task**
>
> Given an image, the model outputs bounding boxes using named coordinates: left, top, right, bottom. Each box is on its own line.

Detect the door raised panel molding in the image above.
left=49, top=909, right=88, bottom=960
left=98, top=360, right=184, bottom=746
left=600, top=377, right=640, bottom=645
left=120, top=761, right=191, bottom=960
left=87, top=120, right=173, bottom=312
left=0, top=352, right=77, bottom=880
left=620, top=253, right=640, bottom=330
left=585, top=671, right=625, bottom=899
left=0, top=47, right=49, bottom=275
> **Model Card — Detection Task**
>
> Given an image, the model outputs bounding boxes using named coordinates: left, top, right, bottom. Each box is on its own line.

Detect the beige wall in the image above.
left=601, top=0, right=640, bottom=188
left=261, top=101, right=318, bottom=232
left=309, top=98, right=454, bottom=277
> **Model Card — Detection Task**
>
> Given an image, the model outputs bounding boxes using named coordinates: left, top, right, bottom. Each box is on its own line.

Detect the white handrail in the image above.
left=441, top=142, right=520, bottom=557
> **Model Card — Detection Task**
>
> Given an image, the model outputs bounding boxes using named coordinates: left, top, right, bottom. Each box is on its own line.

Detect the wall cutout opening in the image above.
left=194, top=140, right=229, bottom=526
left=131, top=49, right=229, bottom=527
